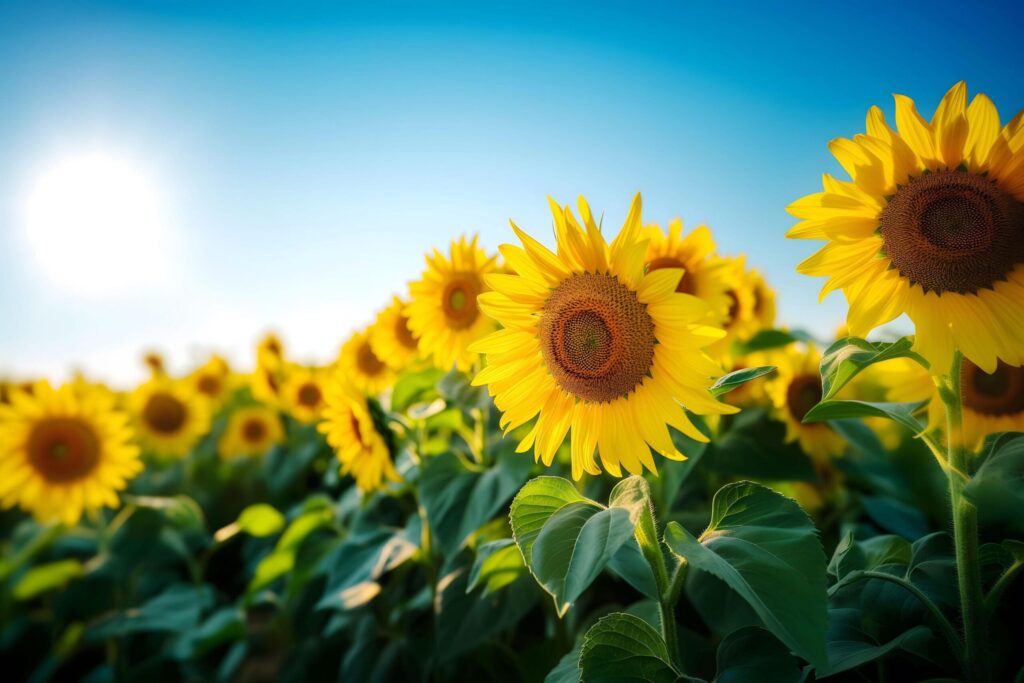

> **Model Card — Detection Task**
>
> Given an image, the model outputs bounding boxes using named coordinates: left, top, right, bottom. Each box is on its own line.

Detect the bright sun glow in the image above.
left=23, top=151, right=174, bottom=295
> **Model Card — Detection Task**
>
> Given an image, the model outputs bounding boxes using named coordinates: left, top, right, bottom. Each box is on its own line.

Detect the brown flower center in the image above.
left=962, top=360, right=1024, bottom=417
left=28, top=417, right=101, bottom=483
left=349, top=413, right=364, bottom=443
left=241, top=417, right=268, bottom=444
left=646, top=257, right=697, bottom=295
left=880, top=171, right=1024, bottom=294
left=786, top=374, right=822, bottom=422
left=441, top=275, right=481, bottom=330
left=539, top=272, right=656, bottom=403
left=143, top=392, right=187, bottom=434
left=357, top=341, right=387, bottom=377
left=395, top=314, right=418, bottom=350
left=297, top=382, right=323, bottom=408
left=196, top=374, right=222, bottom=397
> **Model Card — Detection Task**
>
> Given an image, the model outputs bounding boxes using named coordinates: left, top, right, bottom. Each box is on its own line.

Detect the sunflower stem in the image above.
left=940, top=352, right=989, bottom=683
left=632, top=500, right=681, bottom=670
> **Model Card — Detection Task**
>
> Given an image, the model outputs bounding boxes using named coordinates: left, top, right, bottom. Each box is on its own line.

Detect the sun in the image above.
left=22, top=151, right=173, bottom=295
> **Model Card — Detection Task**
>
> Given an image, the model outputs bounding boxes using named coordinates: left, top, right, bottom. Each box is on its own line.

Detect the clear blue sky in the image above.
left=2, top=0, right=1022, bottom=385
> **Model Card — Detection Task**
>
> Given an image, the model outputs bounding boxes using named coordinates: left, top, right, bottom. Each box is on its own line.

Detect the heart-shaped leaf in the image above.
left=579, top=612, right=680, bottom=683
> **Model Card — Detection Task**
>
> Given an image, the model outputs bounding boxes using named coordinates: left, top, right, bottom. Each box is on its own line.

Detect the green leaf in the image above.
left=664, top=482, right=828, bottom=671
left=819, top=336, right=926, bottom=401
left=802, top=399, right=926, bottom=435
left=468, top=539, right=526, bottom=596
left=531, top=502, right=635, bottom=616
left=705, top=409, right=816, bottom=481
left=237, top=503, right=285, bottom=537
left=825, top=608, right=931, bottom=675
left=88, top=584, right=213, bottom=639
left=127, top=494, right=206, bottom=532
left=545, top=642, right=584, bottom=683
left=734, top=329, right=804, bottom=355
left=578, top=612, right=679, bottom=683
left=964, top=433, right=1024, bottom=533
left=391, top=366, right=445, bottom=412
left=828, top=531, right=911, bottom=580
left=510, top=476, right=594, bottom=571
left=278, top=506, right=334, bottom=551
left=608, top=539, right=659, bottom=600
left=12, top=559, right=84, bottom=600
left=710, top=366, right=776, bottom=397
left=420, top=450, right=532, bottom=556
left=715, top=627, right=801, bottom=683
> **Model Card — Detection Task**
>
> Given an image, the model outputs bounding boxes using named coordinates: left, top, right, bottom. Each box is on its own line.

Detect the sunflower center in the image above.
left=349, top=414, right=364, bottom=443
left=143, top=392, right=187, bottom=434
left=880, top=171, right=1024, bottom=294
left=962, top=360, right=1024, bottom=417
left=27, top=417, right=101, bottom=482
left=357, top=342, right=386, bottom=377
left=786, top=374, right=822, bottom=422
left=539, top=272, right=656, bottom=403
left=197, top=375, right=222, bottom=397
left=395, top=314, right=418, bottom=350
left=441, top=275, right=481, bottom=329
left=647, top=257, right=697, bottom=295
left=297, top=383, right=322, bottom=408
left=241, top=417, right=267, bottom=444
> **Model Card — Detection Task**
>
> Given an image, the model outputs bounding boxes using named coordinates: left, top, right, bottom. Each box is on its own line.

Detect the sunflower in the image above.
left=878, top=355, right=1024, bottom=450
left=130, top=378, right=210, bottom=458
left=257, top=333, right=285, bottom=367
left=747, top=267, right=777, bottom=331
left=187, top=356, right=232, bottom=410
left=370, top=296, right=421, bottom=370
left=767, top=346, right=846, bottom=461
left=142, top=351, right=166, bottom=378
left=281, top=366, right=329, bottom=423
left=317, top=378, right=400, bottom=492
left=406, top=234, right=499, bottom=372
left=219, top=406, right=284, bottom=459
left=338, top=329, right=395, bottom=394
left=0, top=381, right=142, bottom=525
left=788, top=82, right=1024, bottom=375
left=471, top=194, right=737, bottom=480
left=643, top=219, right=734, bottom=317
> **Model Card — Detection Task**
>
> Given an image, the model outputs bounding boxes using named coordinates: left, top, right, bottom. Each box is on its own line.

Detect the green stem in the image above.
left=632, top=502, right=680, bottom=669
left=939, top=352, right=988, bottom=683
left=830, top=570, right=963, bottom=671
left=984, top=560, right=1022, bottom=617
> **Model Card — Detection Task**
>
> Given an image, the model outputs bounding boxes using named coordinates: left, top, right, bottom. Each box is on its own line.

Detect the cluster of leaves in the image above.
left=1, top=334, right=1023, bottom=682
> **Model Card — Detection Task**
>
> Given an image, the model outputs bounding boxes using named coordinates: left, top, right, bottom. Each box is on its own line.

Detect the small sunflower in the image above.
left=281, top=367, right=329, bottom=423
left=317, top=378, right=400, bottom=493
left=471, top=194, right=737, bottom=480
left=257, top=333, right=285, bottom=367
left=370, top=296, right=421, bottom=370
left=878, top=355, right=1024, bottom=450
left=643, top=219, right=734, bottom=319
left=788, top=82, right=1024, bottom=375
left=767, top=346, right=846, bottom=461
left=0, top=382, right=142, bottom=525
left=338, top=329, right=395, bottom=394
left=406, top=234, right=499, bottom=372
left=187, top=356, right=233, bottom=410
left=130, top=378, right=210, bottom=458
left=747, top=268, right=777, bottom=332
left=142, top=351, right=166, bottom=378
left=219, top=406, right=284, bottom=459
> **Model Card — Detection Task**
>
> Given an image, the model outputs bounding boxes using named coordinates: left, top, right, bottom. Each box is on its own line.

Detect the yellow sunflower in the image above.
left=142, top=351, right=166, bottom=378
left=767, top=346, right=846, bottom=461
left=406, top=234, right=499, bottom=372
left=130, top=378, right=210, bottom=458
left=788, top=82, right=1024, bottom=375
left=281, top=366, right=329, bottom=423
left=219, top=406, right=284, bottom=459
left=747, top=267, right=777, bottom=331
left=257, top=332, right=285, bottom=367
left=0, top=381, right=142, bottom=525
left=471, top=194, right=737, bottom=480
left=317, top=378, right=400, bottom=493
left=643, top=219, right=734, bottom=318
left=370, top=296, right=421, bottom=370
left=187, top=356, right=233, bottom=410
left=878, top=355, right=1024, bottom=451
left=338, top=329, right=395, bottom=394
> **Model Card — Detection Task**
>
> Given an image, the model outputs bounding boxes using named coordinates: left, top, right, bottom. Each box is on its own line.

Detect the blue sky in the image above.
left=2, top=0, right=1022, bottom=385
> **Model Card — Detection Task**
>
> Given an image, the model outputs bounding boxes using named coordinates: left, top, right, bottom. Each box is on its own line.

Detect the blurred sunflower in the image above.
left=142, top=351, right=166, bottom=378
left=788, top=82, right=1024, bottom=375
left=281, top=367, right=329, bottom=423
left=747, top=268, right=777, bottom=331
left=0, top=381, right=142, bottom=525
left=257, top=333, right=285, bottom=366
left=704, top=256, right=760, bottom=360
left=878, top=355, right=1024, bottom=450
left=643, top=219, right=734, bottom=316
left=219, top=406, right=284, bottom=459
left=130, top=378, right=210, bottom=458
left=187, top=356, right=232, bottom=410
left=338, top=329, right=395, bottom=394
left=318, top=379, right=400, bottom=492
left=471, top=194, right=737, bottom=480
left=406, top=234, right=499, bottom=372
left=370, top=296, right=421, bottom=370
left=0, top=380, right=35, bottom=405
left=767, top=346, right=846, bottom=461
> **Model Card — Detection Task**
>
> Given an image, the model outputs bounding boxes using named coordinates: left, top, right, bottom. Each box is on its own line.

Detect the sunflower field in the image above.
left=2, top=82, right=1024, bottom=683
